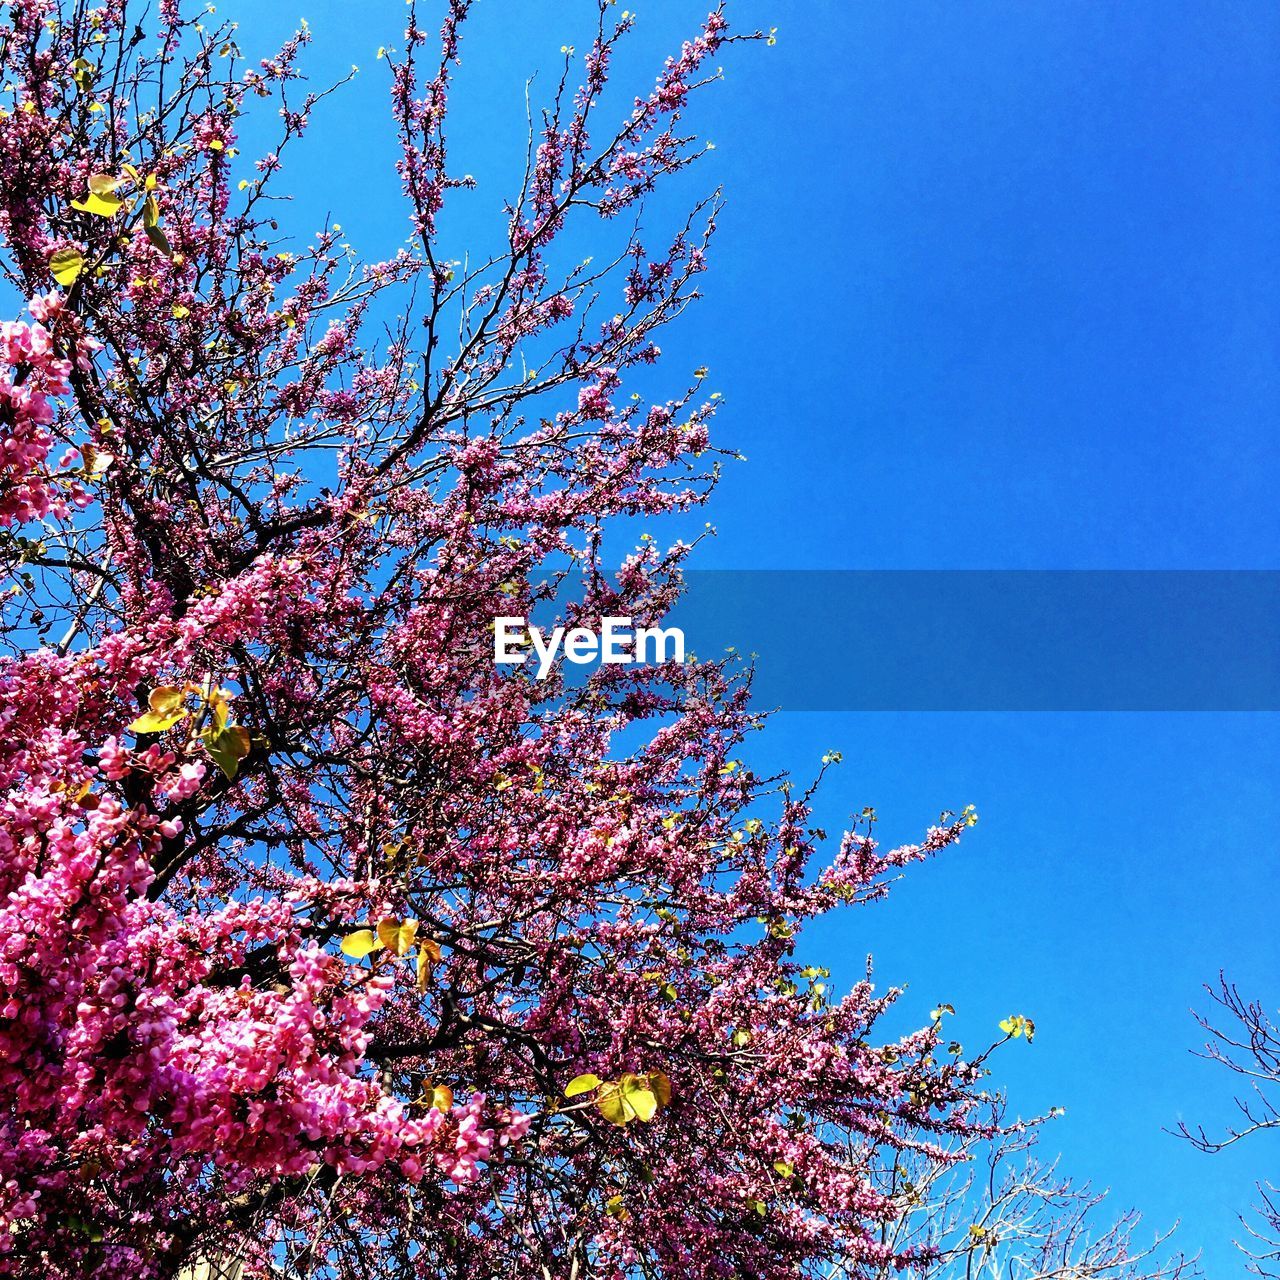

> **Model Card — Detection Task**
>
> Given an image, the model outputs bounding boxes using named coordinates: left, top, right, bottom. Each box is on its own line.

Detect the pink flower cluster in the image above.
left=0, top=312, right=82, bottom=526
left=0, top=570, right=525, bottom=1273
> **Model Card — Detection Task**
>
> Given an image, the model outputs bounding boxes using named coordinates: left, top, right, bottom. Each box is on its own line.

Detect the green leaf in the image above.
left=340, top=929, right=379, bottom=959
left=66, top=1214, right=104, bottom=1242
left=376, top=916, right=418, bottom=956
left=142, top=192, right=175, bottom=258
left=564, top=1073, right=602, bottom=1098
left=199, top=722, right=251, bottom=778
left=648, top=1070, right=672, bottom=1108
left=49, top=247, right=85, bottom=286
left=128, top=685, right=187, bottom=734
left=999, top=1014, right=1036, bottom=1043
left=70, top=58, right=95, bottom=93
left=72, top=177, right=126, bottom=218
left=596, top=1074, right=659, bottom=1126
left=145, top=220, right=174, bottom=258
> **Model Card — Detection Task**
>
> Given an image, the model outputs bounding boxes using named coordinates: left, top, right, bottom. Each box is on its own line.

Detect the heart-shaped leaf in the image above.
left=71, top=177, right=126, bottom=217
left=49, top=247, right=85, bottom=286
left=340, top=929, right=379, bottom=959
left=564, top=1073, right=602, bottom=1099
left=595, top=1074, right=659, bottom=1126
left=377, top=916, right=418, bottom=956
left=128, top=685, right=187, bottom=734
left=199, top=723, right=251, bottom=779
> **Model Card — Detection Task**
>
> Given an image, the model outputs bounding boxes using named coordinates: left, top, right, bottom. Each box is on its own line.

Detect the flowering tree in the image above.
left=0, top=2, right=1186, bottom=1278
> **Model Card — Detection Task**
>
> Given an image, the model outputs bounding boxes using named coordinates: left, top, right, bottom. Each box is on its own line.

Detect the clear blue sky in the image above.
left=235, top=1, right=1280, bottom=1269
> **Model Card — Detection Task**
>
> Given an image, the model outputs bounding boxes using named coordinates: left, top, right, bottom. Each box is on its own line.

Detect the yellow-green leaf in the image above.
left=145, top=220, right=174, bottom=258
left=150, top=686, right=186, bottom=716
left=648, top=1070, right=672, bottom=1108
left=49, top=247, right=85, bottom=286
left=71, top=177, right=126, bottom=218
left=564, top=1073, right=602, bottom=1099
left=340, top=929, right=379, bottom=959
left=376, top=916, right=418, bottom=956
left=141, top=193, right=174, bottom=256
left=199, top=722, right=251, bottom=779
left=622, top=1075, right=659, bottom=1122
left=999, top=1014, right=1036, bottom=1043
left=70, top=58, right=95, bottom=92
left=80, top=442, right=113, bottom=478
left=416, top=937, right=443, bottom=990
left=71, top=193, right=123, bottom=217
left=203, top=685, right=233, bottom=731
left=595, top=1084, right=630, bottom=1126
left=128, top=685, right=187, bottom=734
left=596, top=1073, right=659, bottom=1126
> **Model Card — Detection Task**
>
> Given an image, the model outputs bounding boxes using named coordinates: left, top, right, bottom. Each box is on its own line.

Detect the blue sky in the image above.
left=235, top=0, right=1279, bottom=1269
